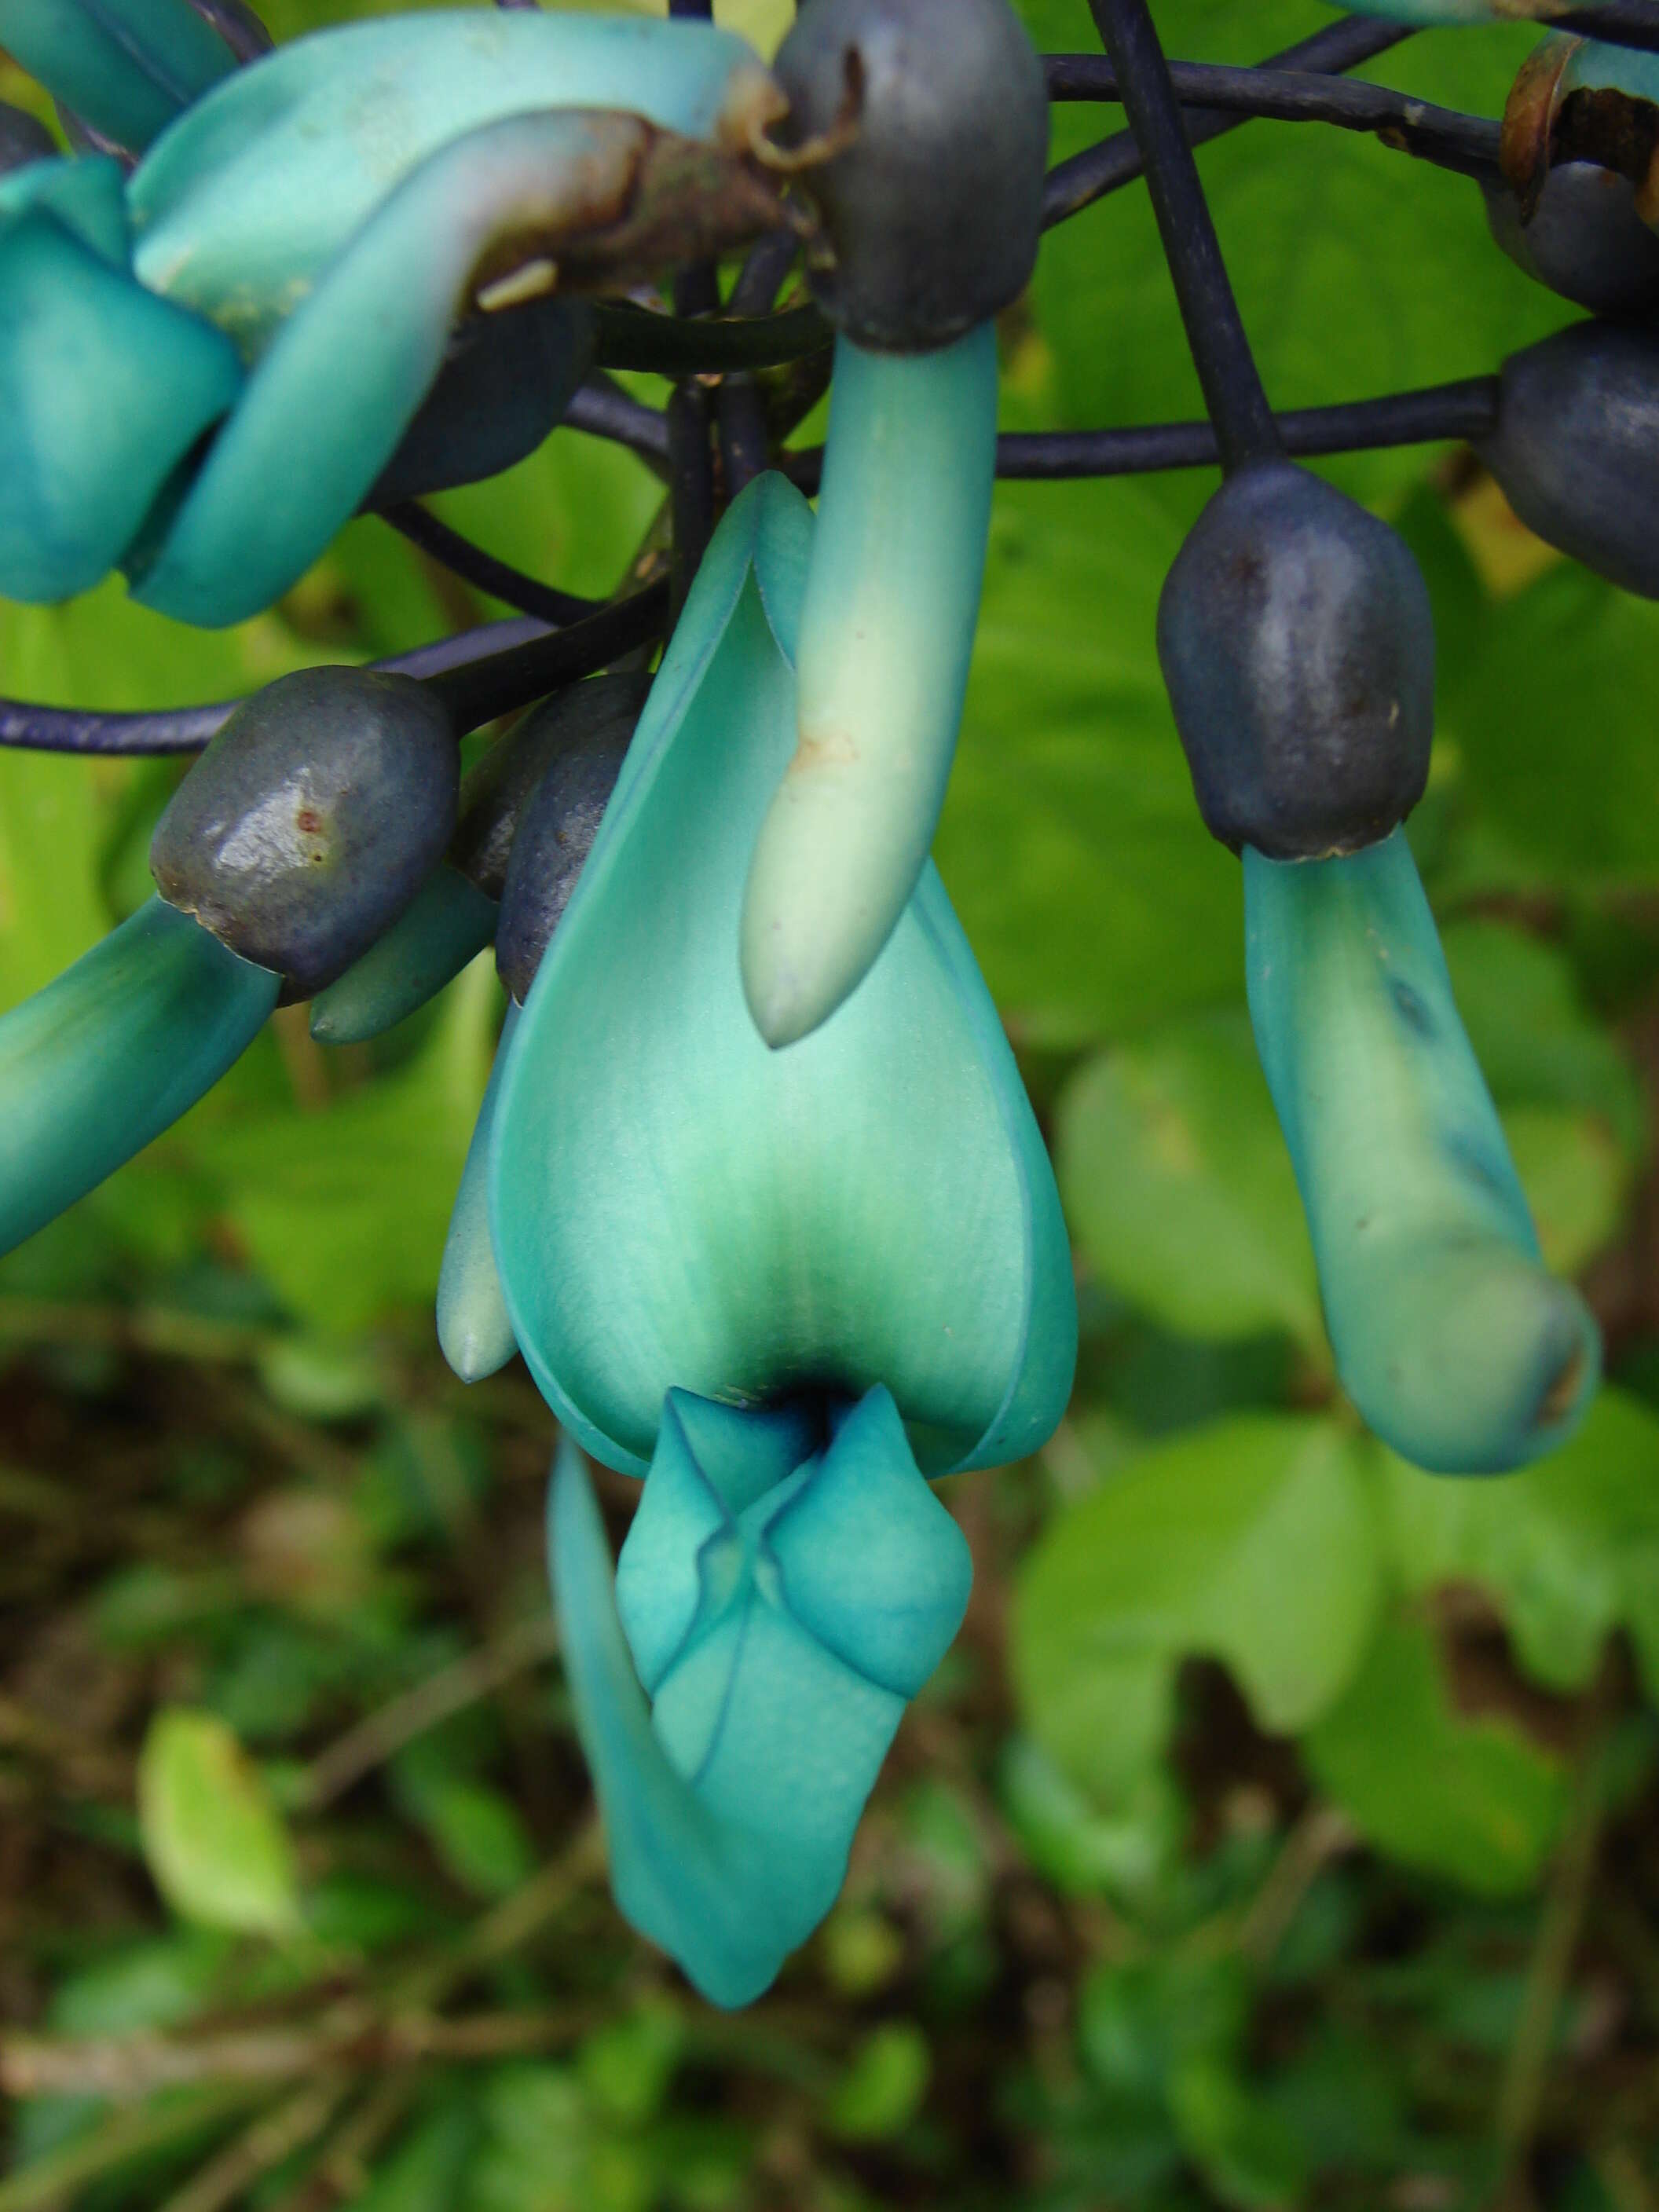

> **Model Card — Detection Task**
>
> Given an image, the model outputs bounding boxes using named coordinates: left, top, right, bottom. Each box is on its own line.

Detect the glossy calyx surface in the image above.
left=494, top=679, right=646, bottom=1005
left=151, top=668, right=458, bottom=1001
left=772, top=0, right=1046, bottom=351
left=1481, top=320, right=1659, bottom=599
left=1158, top=460, right=1434, bottom=859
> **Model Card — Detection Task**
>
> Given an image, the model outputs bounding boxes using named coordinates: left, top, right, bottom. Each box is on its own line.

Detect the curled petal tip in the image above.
left=436, top=1004, right=519, bottom=1384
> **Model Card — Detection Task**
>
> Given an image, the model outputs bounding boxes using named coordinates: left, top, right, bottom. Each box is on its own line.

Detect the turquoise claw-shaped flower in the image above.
left=551, top=1386, right=971, bottom=2009
left=489, top=474, right=1075, bottom=2001
left=0, top=897, right=278, bottom=1257
left=0, top=10, right=787, bottom=624
left=0, top=0, right=241, bottom=155
left=1245, top=831, right=1600, bottom=1474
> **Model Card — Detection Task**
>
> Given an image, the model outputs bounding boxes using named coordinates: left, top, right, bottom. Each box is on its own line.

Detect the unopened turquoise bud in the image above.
left=1245, top=832, right=1599, bottom=1473
left=551, top=1384, right=971, bottom=2009
left=0, top=897, right=277, bottom=1258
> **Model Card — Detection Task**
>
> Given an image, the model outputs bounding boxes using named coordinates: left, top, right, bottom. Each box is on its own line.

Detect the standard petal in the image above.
left=0, top=896, right=278, bottom=1257
left=1245, top=832, right=1600, bottom=1473
left=491, top=474, right=1075, bottom=1480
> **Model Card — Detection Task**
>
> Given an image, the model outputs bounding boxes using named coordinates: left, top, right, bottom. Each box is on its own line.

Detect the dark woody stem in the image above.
left=380, top=505, right=597, bottom=626
left=783, top=377, right=1501, bottom=492
left=1044, top=15, right=1415, bottom=230
left=1045, top=57, right=1500, bottom=182
left=1089, top=0, right=1280, bottom=476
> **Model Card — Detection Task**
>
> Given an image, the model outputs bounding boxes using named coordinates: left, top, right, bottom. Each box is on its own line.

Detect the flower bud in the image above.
left=151, top=667, right=458, bottom=1000
left=772, top=0, right=1047, bottom=351
left=1157, top=461, right=1434, bottom=859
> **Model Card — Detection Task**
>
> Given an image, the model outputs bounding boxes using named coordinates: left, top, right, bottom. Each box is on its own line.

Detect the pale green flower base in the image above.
left=1245, top=833, right=1599, bottom=1473
left=0, top=896, right=278, bottom=1258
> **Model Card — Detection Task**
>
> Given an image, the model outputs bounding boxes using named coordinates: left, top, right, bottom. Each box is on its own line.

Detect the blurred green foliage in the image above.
left=2, top=2, right=1659, bottom=2209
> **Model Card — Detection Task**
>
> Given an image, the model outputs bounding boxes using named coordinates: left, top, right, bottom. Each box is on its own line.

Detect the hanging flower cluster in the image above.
left=0, top=0, right=1653, bottom=1998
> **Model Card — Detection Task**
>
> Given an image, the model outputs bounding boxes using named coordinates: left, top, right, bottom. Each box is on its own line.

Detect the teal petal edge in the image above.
left=437, top=1001, right=520, bottom=1384
left=740, top=325, right=999, bottom=1047
left=0, top=0, right=239, bottom=154
left=130, top=13, right=775, bottom=345
left=0, top=895, right=278, bottom=1257
left=550, top=1384, right=971, bottom=2006
left=311, top=864, right=496, bottom=1045
left=0, top=208, right=240, bottom=605
left=131, top=111, right=602, bottom=624
left=1244, top=832, right=1600, bottom=1473
left=490, top=473, right=1076, bottom=1481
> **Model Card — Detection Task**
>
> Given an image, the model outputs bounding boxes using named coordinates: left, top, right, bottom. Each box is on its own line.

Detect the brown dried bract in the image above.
left=1501, top=32, right=1659, bottom=224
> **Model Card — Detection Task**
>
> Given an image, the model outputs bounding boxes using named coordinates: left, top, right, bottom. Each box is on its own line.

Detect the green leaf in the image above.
left=938, top=478, right=1240, bottom=1043
left=1380, top=1390, right=1659, bottom=1699
left=1450, top=566, right=1659, bottom=888
left=464, top=2065, right=652, bottom=2212
left=190, top=960, right=496, bottom=1331
left=1056, top=1010, right=1323, bottom=1351
left=826, top=2023, right=932, bottom=2144
left=1303, top=1613, right=1568, bottom=1895
left=353, top=2106, right=481, bottom=2212
left=137, top=1707, right=302, bottom=1936
left=1169, top=2056, right=1310, bottom=2212
left=403, top=1775, right=537, bottom=1900
left=1441, top=921, right=1646, bottom=1156
left=1011, top=1415, right=1382, bottom=1800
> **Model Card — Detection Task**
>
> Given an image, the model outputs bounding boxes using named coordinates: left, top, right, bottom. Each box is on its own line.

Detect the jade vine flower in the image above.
left=479, top=474, right=1077, bottom=2001
left=0, top=7, right=786, bottom=624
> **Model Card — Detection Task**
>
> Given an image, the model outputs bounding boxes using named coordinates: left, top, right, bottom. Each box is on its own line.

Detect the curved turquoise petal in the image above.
left=0, top=152, right=130, bottom=263
left=311, top=865, right=497, bottom=1046
left=130, top=113, right=608, bottom=624
left=0, top=0, right=238, bottom=154
left=0, top=895, right=277, bottom=1257
left=0, top=209, right=240, bottom=603
left=436, top=1002, right=519, bottom=1384
left=130, top=13, right=776, bottom=347
left=740, top=326, right=999, bottom=1047
left=554, top=1386, right=970, bottom=2005
left=548, top=1436, right=796, bottom=2009
left=1244, top=833, right=1600, bottom=1473
left=491, top=473, right=1076, bottom=1481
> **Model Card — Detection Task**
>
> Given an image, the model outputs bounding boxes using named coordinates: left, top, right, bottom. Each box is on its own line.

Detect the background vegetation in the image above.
left=2, top=2, right=1657, bottom=2207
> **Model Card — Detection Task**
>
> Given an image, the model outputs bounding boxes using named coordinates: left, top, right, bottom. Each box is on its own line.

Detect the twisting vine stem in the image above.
left=1088, top=0, right=1280, bottom=475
